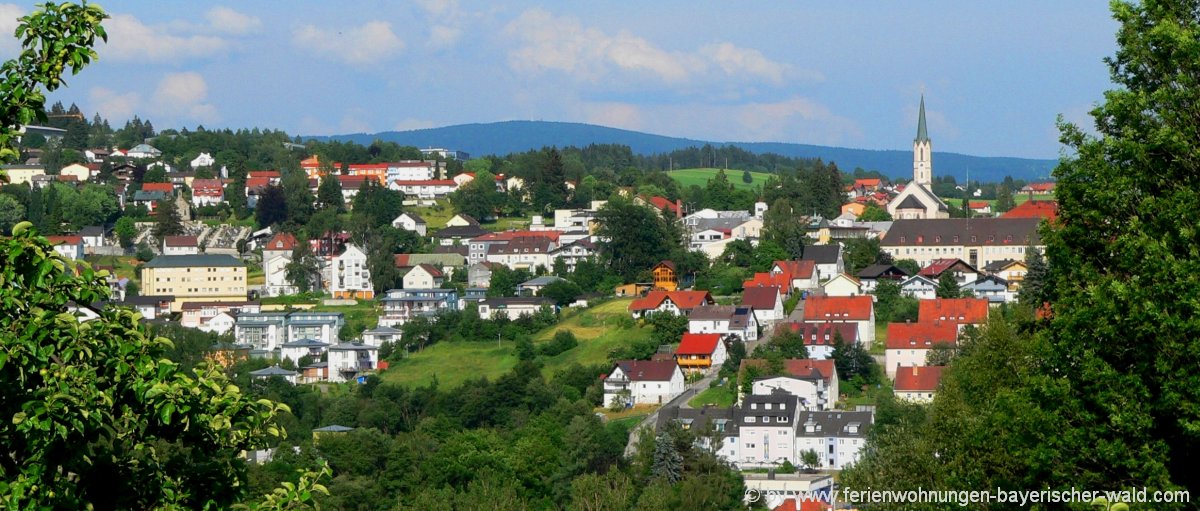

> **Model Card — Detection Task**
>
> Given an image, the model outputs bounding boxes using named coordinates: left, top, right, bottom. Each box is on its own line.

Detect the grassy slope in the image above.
left=667, top=168, right=773, bottom=192
left=689, top=384, right=737, bottom=408
left=381, top=298, right=652, bottom=389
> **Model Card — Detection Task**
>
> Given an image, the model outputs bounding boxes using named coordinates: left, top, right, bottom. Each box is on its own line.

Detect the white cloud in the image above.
left=0, top=4, right=24, bottom=55
left=292, top=21, right=405, bottom=66
left=151, top=72, right=218, bottom=122
left=206, top=6, right=261, bottom=35
left=504, top=9, right=809, bottom=86
left=414, top=0, right=457, bottom=17
left=103, top=14, right=228, bottom=61
left=429, top=25, right=462, bottom=49
left=583, top=102, right=644, bottom=131
left=88, top=87, right=141, bottom=123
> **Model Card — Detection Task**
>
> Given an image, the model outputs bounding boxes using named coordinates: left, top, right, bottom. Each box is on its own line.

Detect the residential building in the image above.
left=389, top=179, right=457, bottom=199
left=434, top=224, right=490, bottom=247
left=674, top=333, right=727, bottom=372
left=801, top=245, right=844, bottom=282
left=403, top=264, right=444, bottom=289
left=330, top=244, right=373, bottom=299
left=386, top=160, right=439, bottom=182
left=390, top=212, right=428, bottom=236
left=794, top=410, right=873, bottom=470
left=918, top=258, right=980, bottom=287
left=963, top=275, right=1013, bottom=304
left=652, top=260, right=678, bottom=291
left=361, top=325, right=401, bottom=347
left=280, top=339, right=330, bottom=365
left=1001, top=200, right=1059, bottom=222
left=880, top=218, right=1044, bottom=268
left=687, top=305, right=759, bottom=342
left=628, top=290, right=714, bottom=318
left=742, top=286, right=784, bottom=326
left=327, top=343, right=379, bottom=383
left=378, top=288, right=458, bottom=327
left=180, top=301, right=260, bottom=331
left=918, top=298, right=989, bottom=325
left=547, top=238, right=596, bottom=273
left=801, top=296, right=875, bottom=349
left=777, top=322, right=859, bottom=360
left=856, top=264, right=909, bottom=292
left=79, top=226, right=106, bottom=253
left=968, top=201, right=993, bottom=215
left=345, top=163, right=389, bottom=185
left=772, top=260, right=819, bottom=293
left=899, top=275, right=938, bottom=299
left=141, top=254, right=247, bottom=311
left=126, top=143, right=162, bottom=159
left=656, top=405, right=740, bottom=462
left=603, top=360, right=686, bottom=407
left=190, top=152, right=215, bottom=169
left=284, top=312, right=344, bottom=346
left=59, top=162, right=91, bottom=182
left=983, top=259, right=1028, bottom=290
left=263, top=253, right=296, bottom=297
left=738, top=391, right=801, bottom=467
left=485, top=236, right=556, bottom=271
left=468, top=261, right=499, bottom=288
left=418, top=148, right=468, bottom=160
left=162, top=235, right=200, bottom=255
left=84, top=148, right=109, bottom=163
left=884, top=320, right=958, bottom=379
left=249, top=365, right=297, bottom=385
left=1020, top=182, right=1056, bottom=194
left=117, top=295, right=174, bottom=320
left=517, top=276, right=566, bottom=296
left=199, top=311, right=238, bottom=336
left=821, top=273, right=862, bottom=297
left=233, top=312, right=290, bottom=352
left=741, top=359, right=839, bottom=412
left=394, top=253, right=466, bottom=279
left=45, top=235, right=84, bottom=260
left=0, top=164, right=45, bottom=185
left=132, top=190, right=169, bottom=212
left=894, top=365, right=946, bottom=403
left=477, top=297, right=554, bottom=320
left=191, top=178, right=224, bottom=207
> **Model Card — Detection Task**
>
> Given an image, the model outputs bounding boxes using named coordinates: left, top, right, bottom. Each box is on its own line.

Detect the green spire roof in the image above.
left=915, top=95, right=929, bottom=142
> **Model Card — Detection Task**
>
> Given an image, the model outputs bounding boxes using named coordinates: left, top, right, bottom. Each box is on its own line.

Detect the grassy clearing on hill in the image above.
left=668, top=168, right=773, bottom=191
left=689, top=384, right=737, bottom=408
left=86, top=255, right=140, bottom=282
left=381, top=298, right=651, bottom=388
left=311, top=300, right=380, bottom=334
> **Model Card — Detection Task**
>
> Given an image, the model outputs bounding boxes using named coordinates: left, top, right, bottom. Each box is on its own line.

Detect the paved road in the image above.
left=623, top=370, right=719, bottom=458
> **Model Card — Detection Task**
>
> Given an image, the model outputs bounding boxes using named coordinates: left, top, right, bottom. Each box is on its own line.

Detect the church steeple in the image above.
left=913, top=94, right=932, bottom=186
left=915, top=94, right=929, bottom=143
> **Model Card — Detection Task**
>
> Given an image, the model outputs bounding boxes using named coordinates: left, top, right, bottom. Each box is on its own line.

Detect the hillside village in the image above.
left=2, top=99, right=1057, bottom=510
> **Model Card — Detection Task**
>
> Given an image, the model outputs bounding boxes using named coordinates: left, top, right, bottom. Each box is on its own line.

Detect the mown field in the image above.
left=667, top=168, right=774, bottom=191
left=380, top=298, right=653, bottom=389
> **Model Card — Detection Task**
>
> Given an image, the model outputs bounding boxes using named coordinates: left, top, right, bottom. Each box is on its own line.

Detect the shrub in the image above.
left=538, top=330, right=579, bottom=357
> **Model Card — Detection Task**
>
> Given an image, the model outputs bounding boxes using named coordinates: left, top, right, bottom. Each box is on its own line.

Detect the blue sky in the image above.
left=0, top=1, right=1118, bottom=158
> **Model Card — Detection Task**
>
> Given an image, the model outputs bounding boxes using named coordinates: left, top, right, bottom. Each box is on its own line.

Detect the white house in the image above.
left=778, top=322, right=858, bottom=360
left=199, top=311, right=237, bottom=336
left=771, top=260, right=819, bottom=293
left=162, top=235, right=200, bottom=255
left=126, top=143, right=162, bottom=159
left=234, top=312, right=290, bottom=351
left=361, top=325, right=401, bottom=347
left=793, top=410, right=873, bottom=470
left=191, top=178, right=225, bottom=208
left=741, top=286, right=785, bottom=326
left=386, top=161, right=437, bottom=183
left=327, top=343, right=379, bottom=383
left=687, top=305, right=759, bottom=342
left=284, top=312, right=344, bottom=346
left=403, top=264, right=444, bottom=290
left=45, top=235, right=85, bottom=260
left=884, top=321, right=958, bottom=379
left=752, top=375, right=834, bottom=412
left=737, top=392, right=801, bottom=467
left=330, top=244, right=373, bottom=300
left=389, top=179, right=457, bottom=199
left=280, top=339, right=330, bottom=365
left=603, top=360, right=686, bottom=408
left=477, top=297, right=553, bottom=321
left=263, top=254, right=296, bottom=297
left=801, top=245, right=844, bottom=282
left=391, top=212, right=428, bottom=236
left=899, top=275, right=938, bottom=300
left=249, top=365, right=298, bottom=385
left=822, top=273, right=863, bottom=297
left=78, top=226, right=106, bottom=251
left=894, top=365, right=946, bottom=403
left=190, top=152, right=215, bottom=169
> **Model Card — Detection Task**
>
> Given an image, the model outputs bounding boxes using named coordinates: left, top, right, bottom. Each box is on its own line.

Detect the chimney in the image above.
left=913, top=366, right=919, bottom=376
left=675, top=199, right=683, bottom=219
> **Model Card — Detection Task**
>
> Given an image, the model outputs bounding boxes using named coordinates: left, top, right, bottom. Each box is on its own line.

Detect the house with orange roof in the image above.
left=45, top=235, right=84, bottom=260
left=674, top=333, right=727, bottom=371
left=801, top=296, right=875, bottom=348
left=345, top=163, right=389, bottom=185
left=772, top=259, right=819, bottom=292
left=628, top=290, right=714, bottom=318
left=1020, top=182, right=1056, bottom=194
left=1001, top=199, right=1059, bottom=222
left=884, top=321, right=959, bottom=378
left=772, top=497, right=832, bottom=511
left=191, top=178, right=224, bottom=207
left=894, top=365, right=946, bottom=403
left=918, top=297, right=989, bottom=325
left=652, top=260, right=678, bottom=291
left=918, top=258, right=980, bottom=287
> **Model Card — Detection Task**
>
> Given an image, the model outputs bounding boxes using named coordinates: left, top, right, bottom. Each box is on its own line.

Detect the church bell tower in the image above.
left=913, top=95, right=932, bottom=186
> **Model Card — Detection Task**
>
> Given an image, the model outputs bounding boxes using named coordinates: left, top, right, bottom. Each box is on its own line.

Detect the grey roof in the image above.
left=657, top=405, right=740, bottom=438
left=329, top=342, right=377, bottom=351
left=281, top=339, right=330, bottom=348
left=519, top=276, right=566, bottom=287
left=896, top=195, right=927, bottom=210
left=143, top=254, right=245, bottom=269
left=288, top=318, right=339, bottom=326
left=857, top=264, right=909, bottom=279
left=249, top=365, right=296, bottom=377
left=434, top=224, right=489, bottom=239
left=363, top=325, right=401, bottom=335
left=691, top=216, right=753, bottom=232
left=313, top=425, right=353, bottom=433
left=739, top=391, right=800, bottom=425
left=118, top=295, right=174, bottom=306
left=880, top=218, right=1042, bottom=247
left=480, top=297, right=553, bottom=308
left=801, top=245, right=841, bottom=264
left=78, top=226, right=105, bottom=237
left=133, top=190, right=168, bottom=202
left=400, top=212, right=426, bottom=224
left=983, top=259, right=1019, bottom=272
left=688, top=304, right=737, bottom=321
left=964, top=275, right=1009, bottom=290
left=796, top=410, right=873, bottom=438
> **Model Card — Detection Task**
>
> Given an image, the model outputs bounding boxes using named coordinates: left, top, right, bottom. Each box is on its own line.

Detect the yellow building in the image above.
left=652, top=260, right=678, bottom=291
left=140, top=254, right=248, bottom=312
left=1, top=165, right=46, bottom=185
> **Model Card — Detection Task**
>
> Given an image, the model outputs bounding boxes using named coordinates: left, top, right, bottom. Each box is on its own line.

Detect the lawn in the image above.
left=381, top=298, right=652, bottom=388
left=311, top=299, right=380, bottom=334
left=86, top=255, right=141, bottom=283
left=408, top=201, right=457, bottom=229
left=689, top=384, right=737, bottom=408
left=668, top=168, right=774, bottom=191
left=871, top=323, right=887, bottom=355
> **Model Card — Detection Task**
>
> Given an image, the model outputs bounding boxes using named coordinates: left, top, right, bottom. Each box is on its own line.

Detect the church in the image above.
left=887, top=96, right=950, bottom=219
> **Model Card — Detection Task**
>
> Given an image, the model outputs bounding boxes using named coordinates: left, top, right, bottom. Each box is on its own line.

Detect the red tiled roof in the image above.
left=919, top=298, right=989, bottom=324
left=743, top=272, right=791, bottom=290
left=193, top=178, right=223, bottom=195
left=1023, top=182, right=1056, bottom=192
left=164, top=235, right=198, bottom=247
left=741, top=286, right=780, bottom=310
left=246, top=177, right=271, bottom=190
left=918, top=258, right=974, bottom=278
left=969, top=201, right=990, bottom=209
left=802, top=296, right=873, bottom=321
left=265, top=232, right=297, bottom=251
left=613, top=360, right=679, bottom=381
left=629, top=290, right=713, bottom=312
left=778, top=322, right=859, bottom=346
left=248, top=170, right=281, bottom=178
left=337, top=175, right=370, bottom=188
left=885, top=321, right=959, bottom=349
left=854, top=178, right=882, bottom=187
left=141, top=182, right=173, bottom=193
left=741, top=358, right=837, bottom=382
left=774, top=498, right=832, bottom=511
left=393, top=254, right=411, bottom=268
left=1001, top=200, right=1059, bottom=222
left=894, top=365, right=946, bottom=392
left=46, top=235, right=83, bottom=246
left=675, top=333, right=721, bottom=356
left=648, top=196, right=679, bottom=213
left=774, top=259, right=816, bottom=280
left=413, top=263, right=443, bottom=278
left=347, top=163, right=388, bottom=171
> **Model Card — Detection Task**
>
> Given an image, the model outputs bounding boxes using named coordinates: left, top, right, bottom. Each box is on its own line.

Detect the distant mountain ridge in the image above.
left=310, top=120, right=1057, bottom=182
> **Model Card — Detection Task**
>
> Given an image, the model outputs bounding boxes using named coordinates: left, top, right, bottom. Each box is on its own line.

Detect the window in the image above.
left=746, top=417, right=756, bottom=423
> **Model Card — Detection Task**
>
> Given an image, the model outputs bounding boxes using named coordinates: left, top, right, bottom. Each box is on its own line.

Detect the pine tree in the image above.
left=934, top=271, right=962, bottom=299
left=316, top=175, right=344, bottom=212
left=152, top=199, right=183, bottom=239
left=650, top=433, right=682, bottom=484
left=1017, top=246, right=1048, bottom=307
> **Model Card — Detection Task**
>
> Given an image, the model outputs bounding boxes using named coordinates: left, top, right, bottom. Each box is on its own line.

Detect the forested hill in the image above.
left=312, top=120, right=1057, bottom=182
